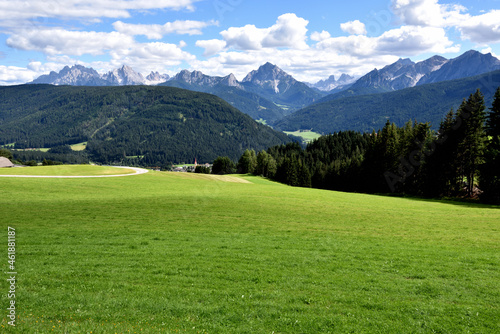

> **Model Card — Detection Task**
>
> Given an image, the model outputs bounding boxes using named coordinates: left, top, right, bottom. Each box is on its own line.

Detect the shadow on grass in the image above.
left=374, top=192, right=500, bottom=209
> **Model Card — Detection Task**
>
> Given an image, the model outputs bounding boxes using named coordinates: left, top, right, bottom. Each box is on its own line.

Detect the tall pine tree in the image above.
left=456, top=89, right=487, bottom=197
left=480, top=87, right=500, bottom=204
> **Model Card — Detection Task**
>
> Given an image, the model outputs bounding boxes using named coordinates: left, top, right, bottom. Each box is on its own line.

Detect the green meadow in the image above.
left=1, top=166, right=499, bottom=333
left=0, top=165, right=136, bottom=176
left=284, top=130, right=322, bottom=143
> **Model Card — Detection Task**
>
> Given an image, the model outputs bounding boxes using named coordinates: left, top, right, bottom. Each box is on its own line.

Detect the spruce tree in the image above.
left=480, top=87, right=500, bottom=203
left=456, top=89, right=487, bottom=197
left=237, top=149, right=257, bottom=174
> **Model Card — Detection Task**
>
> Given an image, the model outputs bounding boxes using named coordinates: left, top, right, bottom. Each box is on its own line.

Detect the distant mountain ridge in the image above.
left=31, top=65, right=171, bottom=86
left=160, top=63, right=324, bottom=122
left=273, top=69, right=500, bottom=134
left=28, top=50, right=500, bottom=125
left=308, top=74, right=356, bottom=92
left=324, top=50, right=500, bottom=101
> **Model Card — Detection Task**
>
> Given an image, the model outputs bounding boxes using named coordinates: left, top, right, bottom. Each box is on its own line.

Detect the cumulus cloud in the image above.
left=220, top=13, right=309, bottom=50
left=340, top=20, right=367, bottom=35
left=376, top=26, right=459, bottom=54
left=113, top=20, right=218, bottom=39
left=458, top=10, right=500, bottom=44
left=310, top=31, right=331, bottom=42
left=4, top=27, right=196, bottom=77
left=0, top=65, right=38, bottom=85
left=391, top=0, right=465, bottom=27
left=6, top=30, right=135, bottom=56
left=391, top=0, right=500, bottom=44
left=315, top=25, right=459, bottom=57
left=0, top=0, right=200, bottom=21
left=195, top=39, right=227, bottom=57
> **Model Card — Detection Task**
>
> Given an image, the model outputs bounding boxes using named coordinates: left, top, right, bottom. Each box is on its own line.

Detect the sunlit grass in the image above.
left=284, top=130, right=322, bottom=142
left=0, top=169, right=499, bottom=333
left=0, top=164, right=136, bottom=176
left=70, top=142, right=87, bottom=151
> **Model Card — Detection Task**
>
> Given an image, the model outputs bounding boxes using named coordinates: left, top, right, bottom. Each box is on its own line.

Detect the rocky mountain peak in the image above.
left=30, top=64, right=107, bottom=86
left=242, top=62, right=293, bottom=83
left=102, top=65, right=144, bottom=85
left=310, top=74, right=356, bottom=91
left=145, top=71, right=169, bottom=83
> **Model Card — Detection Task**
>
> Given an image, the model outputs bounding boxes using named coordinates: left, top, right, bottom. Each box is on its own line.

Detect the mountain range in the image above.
left=324, top=50, right=500, bottom=101
left=28, top=49, right=500, bottom=132
left=274, top=70, right=500, bottom=134
left=32, top=65, right=171, bottom=86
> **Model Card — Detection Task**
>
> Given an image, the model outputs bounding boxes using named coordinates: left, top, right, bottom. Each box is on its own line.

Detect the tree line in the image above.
left=214, top=88, right=500, bottom=204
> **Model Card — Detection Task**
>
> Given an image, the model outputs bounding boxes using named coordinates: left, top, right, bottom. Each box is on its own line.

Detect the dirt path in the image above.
left=0, top=166, right=149, bottom=178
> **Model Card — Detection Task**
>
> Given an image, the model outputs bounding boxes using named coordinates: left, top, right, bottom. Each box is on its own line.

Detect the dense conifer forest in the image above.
left=234, top=88, right=500, bottom=204
left=0, top=85, right=291, bottom=167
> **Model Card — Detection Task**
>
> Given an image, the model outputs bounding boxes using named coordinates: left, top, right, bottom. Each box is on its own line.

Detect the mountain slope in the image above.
left=308, top=74, right=356, bottom=92
left=273, top=70, right=500, bottom=134
left=321, top=50, right=500, bottom=102
left=0, top=85, right=291, bottom=164
left=160, top=70, right=286, bottom=123
left=417, top=50, right=500, bottom=85
left=241, top=62, right=325, bottom=112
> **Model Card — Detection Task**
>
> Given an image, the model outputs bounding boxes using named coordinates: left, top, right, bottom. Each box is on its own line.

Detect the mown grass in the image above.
left=70, top=142, right=87, bottom=151
left=284, top=130, right=322, bottom=143
left=0, top=169, right=499, bottom=333
left=0, top=165, right=136, bottom=176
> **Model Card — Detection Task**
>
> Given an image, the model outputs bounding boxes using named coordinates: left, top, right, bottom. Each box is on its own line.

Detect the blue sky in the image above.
left=0, top=0, right=499, bottom=85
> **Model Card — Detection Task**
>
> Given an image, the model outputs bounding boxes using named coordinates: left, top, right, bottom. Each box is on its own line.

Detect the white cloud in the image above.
left=376, top=26, right=459, bottom=54
left=6, top=29, right=135, bottom=56
left=458, top=10, right=500, bottom=44
left=340, top=20, right=367, bottom=35
left=315, top=25, right=459, bottom=57
left=113, top=20, right=218, bottom=39
left=0, top=65, right=37, bottom=85
left=220, top=13, right=309, bottom=51
left=195, top=39, right=227, bottom=57
left=0, top=0, right=200, bottom=21
left=391, top=0, right=465, bottom=27
left=481, top=47, right=499, bottom=59
left=311, top=31, right=331, bottom=42
left=391, top=0, right=500, bottom=45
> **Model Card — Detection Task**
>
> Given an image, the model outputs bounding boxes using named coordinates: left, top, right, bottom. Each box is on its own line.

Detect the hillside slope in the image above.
left=0, top=85, right=291, bottom=164
left=273, top=70, right=500, bottom=134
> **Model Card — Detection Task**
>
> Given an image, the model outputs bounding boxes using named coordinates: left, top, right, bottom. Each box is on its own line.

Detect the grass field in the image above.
left=284, top=130, right=322, bottom=143
left=0, top=165, right=137, bottom=176
left=1, top=167, right=499, bottom=333
left=70, top=142, right=87, bottom=151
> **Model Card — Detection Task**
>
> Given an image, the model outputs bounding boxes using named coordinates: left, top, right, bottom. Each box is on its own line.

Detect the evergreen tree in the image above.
left=456, top=90, right=487, bottom=197
left=480, top=87, right=500, bottom=203
left=237, top=149, right=257, bottom=174
left=212, top=156, right=235, bottom=175
left=423, top=109, right=461, bottom=197
left=255, top=150, right=277, bottom=178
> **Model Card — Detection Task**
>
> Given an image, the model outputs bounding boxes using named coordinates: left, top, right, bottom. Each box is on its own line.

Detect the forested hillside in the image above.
left=244, top=87, right=500, bottom=203
left=0, top=85, right=291, bottom=166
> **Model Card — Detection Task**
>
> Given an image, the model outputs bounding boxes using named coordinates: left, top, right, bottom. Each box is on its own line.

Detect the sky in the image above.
left=0, top=0, right=499, bottom=85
